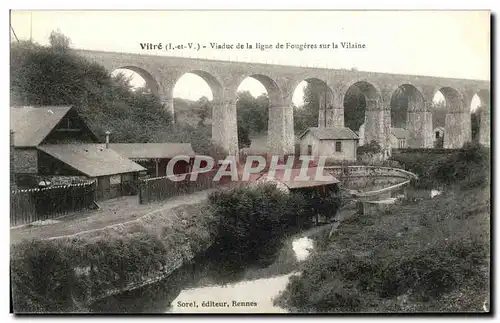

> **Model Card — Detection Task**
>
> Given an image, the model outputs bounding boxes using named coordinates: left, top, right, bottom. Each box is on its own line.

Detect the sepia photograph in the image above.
left=8, top=8, right=491, bottom=314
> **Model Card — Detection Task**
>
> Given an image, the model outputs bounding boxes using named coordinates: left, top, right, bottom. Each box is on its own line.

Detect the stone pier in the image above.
left=406, top=102, right=433, bottom=148
left=212, top=100, right=239, bottom=156
left=364, top=99, right=385, bottom=147
left=479, top=105, right=490, bottom=147
left=268, top=105, right=295, bottom=156
left=444, top=111, right=471, bottom=149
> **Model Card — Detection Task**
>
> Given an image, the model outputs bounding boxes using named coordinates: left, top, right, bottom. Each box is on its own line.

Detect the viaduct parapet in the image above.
left=75, top=49, right=491, bottom=155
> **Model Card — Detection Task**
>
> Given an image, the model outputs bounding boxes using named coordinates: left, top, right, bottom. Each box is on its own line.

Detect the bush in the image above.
left=207, top=184, right=308, bottom=268
left=357, top=140, right=382, bottom=155
left=276, top=186, right=490, bottom=313
left=391, top=142, right=490, bottom=189
left=11, top=240, right=78, bottom=312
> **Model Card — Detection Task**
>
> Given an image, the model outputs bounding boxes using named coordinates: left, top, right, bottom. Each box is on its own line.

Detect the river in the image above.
left=88, top=225, right=328, bottom=314
left=87, top=176, right=412, bottom=313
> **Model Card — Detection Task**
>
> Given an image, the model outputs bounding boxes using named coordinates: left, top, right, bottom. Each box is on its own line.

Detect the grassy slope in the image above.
left=276, top=186, right=490, bottom=313
left=10, top=196, right=219, bottom=312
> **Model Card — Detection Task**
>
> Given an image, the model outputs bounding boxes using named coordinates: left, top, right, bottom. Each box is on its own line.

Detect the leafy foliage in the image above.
left=343, top=85, right=366, bottom=132
left=432, top=101, right=447, bottom=129
left=357, top=140, right=382, bottom=155
left=391, top=142, right=490, bottom=189
left=294, top=84, right=322, bottom=133
left=207, top=184, right=306, bottom=267
left=471, top=110, right=481, bottom=142
left=10, top=32, right=173, bottom=143
left=276, top=186, right=490, bottom=313
left=236, top=91, right=269, bottom=135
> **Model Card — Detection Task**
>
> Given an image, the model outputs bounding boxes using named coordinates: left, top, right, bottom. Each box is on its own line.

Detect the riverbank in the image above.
left=10, top=195, right=219, bottom=312
left=11, top=183, right=337, bottom=313
left=10, top=190, right=215, bottom=244
left=274, top=184, right=490, bottom=313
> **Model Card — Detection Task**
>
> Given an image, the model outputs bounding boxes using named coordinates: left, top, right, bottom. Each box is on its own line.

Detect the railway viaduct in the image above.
left=75, top=49, right=490, bottom=156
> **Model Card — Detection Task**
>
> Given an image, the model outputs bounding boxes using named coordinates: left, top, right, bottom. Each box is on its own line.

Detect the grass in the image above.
left=10, top=197, right=218, bottom=313
left=275, top=185, right=490, bottom=313
left=10, top=190, right=214, bottom=244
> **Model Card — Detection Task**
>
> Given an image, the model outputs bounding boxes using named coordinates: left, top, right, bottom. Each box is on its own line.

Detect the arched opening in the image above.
left=390, top=84, right=426, bottom=148
left=470, top=89, right=490, bottom=145
left=154, top=71, right=225, bottom=156
left=236, top=75, right=280, bottom=155
left=343, top=81, right=380, bottom=146
left=111, top=67, right=159, bottom=97
left=292, top=78, right=334, bottom=133
left=433, top=87, right=466, bottom=149
left=172, top=72, right=216, bottom=127
left=292, top=78, right=334, bottom=156
left=430, top=91, right=446, bottom=148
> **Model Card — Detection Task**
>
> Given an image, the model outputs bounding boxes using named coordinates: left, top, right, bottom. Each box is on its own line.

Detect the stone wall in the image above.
left=13, top=148, right=38, bottom=174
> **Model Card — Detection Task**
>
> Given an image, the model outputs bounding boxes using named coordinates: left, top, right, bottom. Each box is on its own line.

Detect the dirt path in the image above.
left=10, top=190, right=215, bottom=245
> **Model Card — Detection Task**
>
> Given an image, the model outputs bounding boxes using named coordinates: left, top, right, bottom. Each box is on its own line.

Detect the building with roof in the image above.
left=10, top=106, right=146, bottom=199
left=433, top=126, right=445, bottom=140
left=299, top=127, right=360, bottom=161
left=389, top=128, right=411, bottom=149
left=433, top=126, right=445, bottom=148
left=109, top=143, right=196, bottom=177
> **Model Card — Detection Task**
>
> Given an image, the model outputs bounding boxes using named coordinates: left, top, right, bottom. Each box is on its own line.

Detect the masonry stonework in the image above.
left=75, top=49, right=490, bottom=156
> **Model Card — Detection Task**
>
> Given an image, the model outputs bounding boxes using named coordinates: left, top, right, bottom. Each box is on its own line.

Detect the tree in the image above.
left=434, top=136, right=444, bottom=148
left=10, top=31, right=173, bottom=142
left=471, top=110, right=481, bottom=142
left=196, top=96, right=211, bottom=126
left=236, top=91, right=269, bottom=135
left=390, top=87, right=408, bottom=128
left=357, top=140, right=382, bottom=156
left=293, top=83, right=322, bottom=133
left=237, top=123, right=252, bottom=149
left=49, top=30, right=71, bottom=53
left=343, top=85, right=366, bottom=132
left=432, top=101, right=447, bottom=129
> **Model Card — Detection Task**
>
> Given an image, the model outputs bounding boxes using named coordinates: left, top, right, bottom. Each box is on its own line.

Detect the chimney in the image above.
left=105, top=130, right=110, bottom=149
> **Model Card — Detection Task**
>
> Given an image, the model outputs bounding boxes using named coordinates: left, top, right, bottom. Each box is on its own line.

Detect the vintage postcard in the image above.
left=9, top=10, right=491, bottom=314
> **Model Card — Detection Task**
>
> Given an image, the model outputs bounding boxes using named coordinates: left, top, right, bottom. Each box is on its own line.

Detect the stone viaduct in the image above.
left=75, top=49, right=490, bottom=156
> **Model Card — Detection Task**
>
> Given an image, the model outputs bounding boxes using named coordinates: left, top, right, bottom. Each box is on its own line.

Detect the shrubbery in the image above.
left=391, top=142, right=490, bottom=189
left=276, top=186, right=490, bottom=313
left=206, top=184, right=308, bottom=269
left=11, top=183, right=343, bottom=312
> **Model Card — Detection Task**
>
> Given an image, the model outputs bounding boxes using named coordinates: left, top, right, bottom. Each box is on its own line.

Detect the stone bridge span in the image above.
left=75, top=49, right=490, bottom=155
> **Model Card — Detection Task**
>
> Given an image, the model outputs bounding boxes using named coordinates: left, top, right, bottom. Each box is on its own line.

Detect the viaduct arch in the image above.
left=75, top=49, right=490, bottom=156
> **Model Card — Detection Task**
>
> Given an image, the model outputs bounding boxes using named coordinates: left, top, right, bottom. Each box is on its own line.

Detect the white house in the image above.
left=433, top=127, right=444, bottom=140
left=299, top=127, right=359, bottom=162
left=389, top=128, right=411, bottom=149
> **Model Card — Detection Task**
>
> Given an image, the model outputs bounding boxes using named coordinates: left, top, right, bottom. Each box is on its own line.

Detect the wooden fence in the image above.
left=10, top=181, right=97, bottom=227
left=96, top=181, right=138, bottom=201
left=138, top=170, right=232, bottom=204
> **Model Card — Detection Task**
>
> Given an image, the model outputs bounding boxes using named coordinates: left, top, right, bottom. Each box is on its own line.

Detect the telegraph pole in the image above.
left=29, top=12, right=33, bottom=42
left=10, top=24, right=19, bottom=42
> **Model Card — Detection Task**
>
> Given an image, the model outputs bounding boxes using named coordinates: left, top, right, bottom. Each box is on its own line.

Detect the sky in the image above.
left=10, top=10, right=489, bottom=109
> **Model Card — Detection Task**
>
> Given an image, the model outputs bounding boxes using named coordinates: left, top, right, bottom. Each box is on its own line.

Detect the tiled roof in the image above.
left=38, top=144, right=146, bottom=177
left=10, top=106, right=73, bottom=147
left=391, top=128, right=411, bottom=139
left=255, top=167, right=340, bottom=189
left=300, top=127, right=359, bottom=140
left=109, top=143, right=195, bottom=159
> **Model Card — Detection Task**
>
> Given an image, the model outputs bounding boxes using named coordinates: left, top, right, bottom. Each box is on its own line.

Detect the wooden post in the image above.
left=155, top=159, right=159, bottom=177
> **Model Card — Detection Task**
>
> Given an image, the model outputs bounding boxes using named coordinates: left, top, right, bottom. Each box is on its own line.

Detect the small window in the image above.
left=335, top=141, right=342, bottom=152
left=435, top=131, right=440, bottom=139
left=110, top=174, right=121, bottom=185
left=307, top=145, right=313, bottom=155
